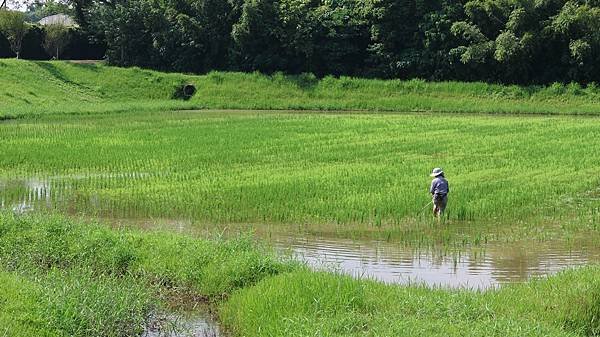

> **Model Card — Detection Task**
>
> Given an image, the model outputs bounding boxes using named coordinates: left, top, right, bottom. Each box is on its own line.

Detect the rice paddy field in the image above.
left=1, top=60, right=600, bottom=336
left=2, top=111, right=600, bottom=232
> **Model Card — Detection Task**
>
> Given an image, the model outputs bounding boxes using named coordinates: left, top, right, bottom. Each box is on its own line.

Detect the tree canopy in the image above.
left=6, top=0, right=600, bottom=84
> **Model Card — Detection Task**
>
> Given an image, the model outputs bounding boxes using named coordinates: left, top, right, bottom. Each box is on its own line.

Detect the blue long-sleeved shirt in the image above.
left=430, top=176, right=449, bottom=196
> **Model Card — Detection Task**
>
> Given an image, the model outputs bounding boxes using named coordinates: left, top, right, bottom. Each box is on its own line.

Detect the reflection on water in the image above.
left=0, top=178, right=54, bottom=213
left=143, top=311, right=221, bottom=337
left=271, top=235, right=599, bottom=289
left=1, top=175, right=599, bottom=289
left=0, top=173, right=149, bottom=216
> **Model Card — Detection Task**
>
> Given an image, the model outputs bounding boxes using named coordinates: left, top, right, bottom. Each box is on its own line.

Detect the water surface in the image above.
left=272, top=234, right=598, bottom=289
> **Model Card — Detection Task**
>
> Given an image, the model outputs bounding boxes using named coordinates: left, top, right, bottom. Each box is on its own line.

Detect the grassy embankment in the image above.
left=4, top=59, right=600, bottom=119
left=0, top=213, right=598, bottom=337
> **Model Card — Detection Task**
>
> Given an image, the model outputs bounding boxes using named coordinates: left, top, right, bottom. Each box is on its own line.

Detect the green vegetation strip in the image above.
left=0, top=213, right=598, bottom=337
left=0, top=270, right=151, bottom=337
left=222, top=268, right=600, bottom=337
left=4, top=60, right=600, bottom=119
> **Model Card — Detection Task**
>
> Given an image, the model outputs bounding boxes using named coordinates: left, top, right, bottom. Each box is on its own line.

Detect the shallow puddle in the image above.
left=143, top=310, right=222, bottom=337
left=271, top=234, right=599, bottom=289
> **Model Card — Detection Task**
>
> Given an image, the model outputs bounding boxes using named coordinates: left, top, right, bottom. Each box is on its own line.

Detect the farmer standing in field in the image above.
left=430, top=168, right=449, bottom=218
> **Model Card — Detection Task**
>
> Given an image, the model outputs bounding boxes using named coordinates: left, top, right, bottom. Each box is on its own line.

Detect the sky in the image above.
left=5, top=0, right=28, bottom=10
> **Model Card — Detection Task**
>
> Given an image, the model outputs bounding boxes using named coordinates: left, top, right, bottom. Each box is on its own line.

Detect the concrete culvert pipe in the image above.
left=183, top=84, right=196, bottom=97
left=173, top=83, right=197, bottom=100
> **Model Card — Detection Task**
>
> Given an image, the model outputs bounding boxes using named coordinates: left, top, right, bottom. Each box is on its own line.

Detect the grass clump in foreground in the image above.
left=221, top=269, right=600, bottom=337
left=0, top=269, right=151, bottom=337
left=0, top=213, right=598, bottom=337
left=0, top=212, right=293, bottom=336
left=5, top=59, right=600, bottom=118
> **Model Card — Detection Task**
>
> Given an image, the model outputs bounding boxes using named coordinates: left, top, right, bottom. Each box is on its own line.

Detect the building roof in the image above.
left=38, top=14, right=77, bottom=27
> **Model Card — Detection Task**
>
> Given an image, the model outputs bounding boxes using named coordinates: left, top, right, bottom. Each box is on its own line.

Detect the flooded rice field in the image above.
left=1, top=175, right=599, bottom=290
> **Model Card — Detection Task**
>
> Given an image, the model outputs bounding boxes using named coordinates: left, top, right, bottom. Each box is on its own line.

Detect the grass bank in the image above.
left=221, top=268, right=600, bottom=337
left=0, top=212, right=293, bottom=336
left=0, top=213, right=598, bottom=337
left=3, top=59, right=600, bottom=118
left=0, top=269, right=151, bottom=337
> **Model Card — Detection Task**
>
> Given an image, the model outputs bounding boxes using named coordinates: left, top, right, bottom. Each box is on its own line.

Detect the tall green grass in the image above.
left=0, top=269, right=152, bottom=337
left=221, top=267, right=600, bottom=337
left=0, top=212, right=292, bottom=297
left=4, top=59, right=600, bottom=118
left=1, top=213, right=599, bottom=337
left=0, top=212, right=294, bottom=336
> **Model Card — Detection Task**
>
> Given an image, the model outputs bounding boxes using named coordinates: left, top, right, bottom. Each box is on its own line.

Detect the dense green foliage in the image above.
left=6, top=60, right=600, bottom=120
left=64, top=0, right=600, bottom=83
left=6, top=0, right=600, bottom=83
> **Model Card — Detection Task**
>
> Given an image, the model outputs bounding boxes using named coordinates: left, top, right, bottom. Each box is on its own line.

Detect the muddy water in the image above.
left=143, top=310, right=222, bottom=337
left=271, top=235, right=599, bottom=289
left=1, top=176, right=599, bottom=290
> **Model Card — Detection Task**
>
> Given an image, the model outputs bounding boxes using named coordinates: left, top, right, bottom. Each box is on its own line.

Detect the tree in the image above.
left=364, top=0, right=452, bottom=78
left=548, top=1, right=600, bottom=82
left=90, top=0, right=155, bottom=67
left=0, top=10, right=28, bottom=58
left=43, top=23, right=70, bottom=59
left=309, top=0, right=370, bottom=76
left=231, top=0, right=287, bottom=72
left=148, top=0, right=237, bottom=73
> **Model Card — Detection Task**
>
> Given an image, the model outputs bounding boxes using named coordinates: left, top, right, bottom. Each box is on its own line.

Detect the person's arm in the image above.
left=430, top=180, right=435, bottom=194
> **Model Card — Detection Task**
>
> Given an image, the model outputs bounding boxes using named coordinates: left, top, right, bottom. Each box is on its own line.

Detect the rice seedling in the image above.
left=2, top=59, right=600, bottom=336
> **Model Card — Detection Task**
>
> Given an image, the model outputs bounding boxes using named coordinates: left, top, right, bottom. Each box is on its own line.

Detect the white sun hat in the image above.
left=430, top=167, right=444, bottom=177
